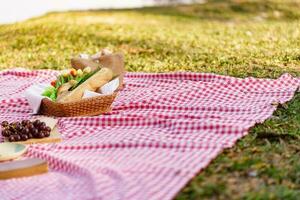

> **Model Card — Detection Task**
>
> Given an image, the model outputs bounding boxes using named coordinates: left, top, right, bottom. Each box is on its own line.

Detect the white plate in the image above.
left=0, top=143, right=27, bottom=161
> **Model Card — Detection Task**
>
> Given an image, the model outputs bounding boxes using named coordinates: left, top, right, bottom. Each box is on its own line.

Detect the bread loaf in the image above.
left=56, top=67, right=113, bottom=103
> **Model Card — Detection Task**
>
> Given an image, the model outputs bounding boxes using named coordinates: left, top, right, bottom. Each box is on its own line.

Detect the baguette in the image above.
left=56, top=67, right=113, bottom=103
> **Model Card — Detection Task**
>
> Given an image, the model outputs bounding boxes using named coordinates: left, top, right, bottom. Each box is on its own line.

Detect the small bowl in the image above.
left=0, top=143, right=27, bottom=162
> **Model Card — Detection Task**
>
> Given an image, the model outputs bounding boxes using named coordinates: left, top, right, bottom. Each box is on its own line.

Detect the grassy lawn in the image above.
left=0, top=0, right=299, bottom=199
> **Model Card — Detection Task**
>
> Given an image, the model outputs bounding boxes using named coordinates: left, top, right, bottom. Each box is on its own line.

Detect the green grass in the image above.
left=0, top=0, right=299, bottom=199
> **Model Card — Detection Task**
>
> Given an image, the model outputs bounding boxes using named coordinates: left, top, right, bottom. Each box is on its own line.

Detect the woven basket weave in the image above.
left=40, top=92, right=118, bottom=117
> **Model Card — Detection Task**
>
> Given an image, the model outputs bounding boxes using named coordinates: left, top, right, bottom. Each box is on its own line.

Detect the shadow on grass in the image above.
left=62, top=0, right=300, bottom=22
left=133, top=0, right=300, bottom=21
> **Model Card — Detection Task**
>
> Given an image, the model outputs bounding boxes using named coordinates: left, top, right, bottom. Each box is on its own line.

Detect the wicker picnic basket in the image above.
left=40, top=92, right=118, bottom=117
left=39, top=52, right=125, bottom=117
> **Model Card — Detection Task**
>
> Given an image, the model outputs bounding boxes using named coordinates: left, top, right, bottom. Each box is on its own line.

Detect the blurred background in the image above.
left=0, top=0, right=203, bottom=24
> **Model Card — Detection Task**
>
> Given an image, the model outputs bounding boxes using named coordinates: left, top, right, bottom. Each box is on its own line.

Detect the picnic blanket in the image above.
left=0, top=68, right=299, bottom=200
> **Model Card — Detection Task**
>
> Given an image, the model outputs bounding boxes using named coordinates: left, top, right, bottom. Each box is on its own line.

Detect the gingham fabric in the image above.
left=0, top=68, right=299, bottom=200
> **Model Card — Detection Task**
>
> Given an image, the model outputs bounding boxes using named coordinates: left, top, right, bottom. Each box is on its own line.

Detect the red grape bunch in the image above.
left=1, top=120, right=51, bottom=142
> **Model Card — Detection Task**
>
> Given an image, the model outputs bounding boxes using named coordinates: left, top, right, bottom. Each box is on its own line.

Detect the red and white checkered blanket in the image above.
left=0, top=69, right=299, bottom=200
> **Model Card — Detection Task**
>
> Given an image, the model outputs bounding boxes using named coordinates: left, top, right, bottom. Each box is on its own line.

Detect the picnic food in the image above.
left=1, top=120, right=52, bottom=142
left=42, top=66, right=114, bottom=103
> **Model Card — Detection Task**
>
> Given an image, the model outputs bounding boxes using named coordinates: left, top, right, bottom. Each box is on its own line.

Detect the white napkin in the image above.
left=24, top=84, right=50, bottom=114
left=98, top=77, right=119, bottom=94
left=82, top=77, right=119, bottom=98
left=24, top=78, right=119, bottom=114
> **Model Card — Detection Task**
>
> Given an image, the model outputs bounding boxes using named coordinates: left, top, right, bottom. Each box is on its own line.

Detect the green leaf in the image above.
left=49, top=92, right=56, bottom=101
left=42, top=86, right=57, bottom=101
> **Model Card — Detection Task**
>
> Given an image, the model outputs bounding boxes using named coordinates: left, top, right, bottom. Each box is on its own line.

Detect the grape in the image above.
left=1, top=121, right=9, bottom=127
left=33, top=119, right=41, bottom=125
left=28, top=133, right=33, bottom=139
left=21, top=121, right=28, bottom=126
left=43, top=131, right=50, bottom=137
left=16, top=124, right=22, bottom=131
left=27, top=124, right=35, bottom=131
left=22, top=127, right=29, bottom=135
left=16, top=131, right=23, bottom=136
left=21, top=134, right=28, bottom=141
left=39, top=124, right=46, bottom=131
left=9, top=126, right=16, bottom=132
left=44, top=126, right=51, bottom=132
left=39, top=122, right=46, bottom=127
left=14, top=135, right=21, bottom=141
left=8, top=135, right=15, bottom=142
left=37, top=132, right=45, bottom=138
left=31, top=128, right=39, bottom=137
left=1, top=129, right=10, bottom=137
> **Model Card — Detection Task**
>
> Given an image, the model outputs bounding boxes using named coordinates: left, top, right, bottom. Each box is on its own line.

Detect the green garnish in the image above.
left=42, top=86, right=57, bottom=101
left=68, top=68, right=100, bottom=91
